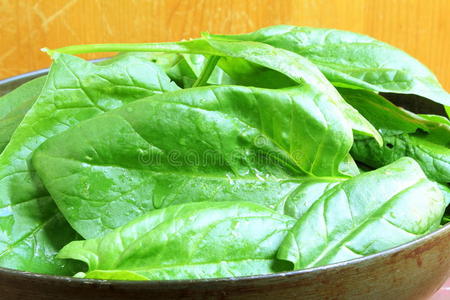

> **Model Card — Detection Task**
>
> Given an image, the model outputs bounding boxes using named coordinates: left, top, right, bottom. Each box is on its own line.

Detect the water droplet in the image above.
left=237, top=167, right=250, bottom=177
left=226, top=174, right=235, bottom=185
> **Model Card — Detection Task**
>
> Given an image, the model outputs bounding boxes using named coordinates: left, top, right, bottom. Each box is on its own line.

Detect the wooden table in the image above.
left=1, top=0, right=449, bottom=90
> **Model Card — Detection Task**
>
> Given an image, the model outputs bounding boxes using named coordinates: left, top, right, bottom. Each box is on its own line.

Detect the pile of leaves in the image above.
left=0, top=25, right=449, bottom=280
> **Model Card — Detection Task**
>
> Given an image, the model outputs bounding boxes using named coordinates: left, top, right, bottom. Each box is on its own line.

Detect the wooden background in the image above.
left=1, top=0, right=449, bottom=90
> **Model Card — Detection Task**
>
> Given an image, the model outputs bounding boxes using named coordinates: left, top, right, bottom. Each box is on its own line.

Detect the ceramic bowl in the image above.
left=0, top=69, right=449, bottom=300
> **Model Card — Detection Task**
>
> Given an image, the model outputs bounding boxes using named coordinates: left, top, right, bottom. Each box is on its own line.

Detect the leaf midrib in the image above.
left=0, top=211, right=59, bottom=258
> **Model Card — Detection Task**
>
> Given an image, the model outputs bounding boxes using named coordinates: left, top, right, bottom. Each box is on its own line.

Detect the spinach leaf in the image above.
left=338, top=88, right=430, bottom=135
left=51, top=37, right=382, bottom=144
left=352, top=130, right=450, bottom=184
left=0, top=52, right=187, bottom=155
left=0, top=53, right=179, bottom=274
left=211, top=25, right=450, bottom=107
left=0, top=53, right=175, bottom=155
left=204, top=36, right=380, bottom=143
left=340, top=88, right=450, bottom=183
left=33, top=85, right=350, bottom=238
left=57, top=201, right=295, bottom=280
left=0, top=76, right=46, bottom=153
left=217, top=57, right=297, bottom=89
left=278, top=158, right=446, bottom=269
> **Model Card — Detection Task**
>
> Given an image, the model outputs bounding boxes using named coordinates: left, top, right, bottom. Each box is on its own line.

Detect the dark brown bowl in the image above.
left=0, top=69, right=449, bottom=300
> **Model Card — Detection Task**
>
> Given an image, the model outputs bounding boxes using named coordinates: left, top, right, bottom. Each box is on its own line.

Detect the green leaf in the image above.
left=33, top=85, right=350, bottom=238
left=277, top=158, right=446, bottom=269
left=353, top=133, right=450, bottom=184
left=57, top=201, right=295, bottom=280
left=51, top=37, right=382, bottom=145
left=203, top=35, right=381, bottom=144
left=341, top=88, right=450, bottom=183
left=338, top=88, right=430, bottom=135
left=217, top=57, right=297, bottom=89
left=212, top=25, right=450, bottom=107
left=0, top=53, right=178, bottom=155
left=0, top=53, right=179, bottom=274
left=0, top=76, right=46, bottom=153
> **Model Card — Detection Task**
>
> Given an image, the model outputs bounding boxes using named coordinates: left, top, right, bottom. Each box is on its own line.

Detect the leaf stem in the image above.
left=192, top=56, right=220, bottom=87
left=48, top=40, right=223, bottom=56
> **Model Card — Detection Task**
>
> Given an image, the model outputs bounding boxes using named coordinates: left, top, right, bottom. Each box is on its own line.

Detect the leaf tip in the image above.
left=41, top=47, right=59, bottom=59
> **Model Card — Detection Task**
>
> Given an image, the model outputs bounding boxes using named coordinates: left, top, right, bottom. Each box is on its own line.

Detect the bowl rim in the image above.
left=0, top=68, right=449, bottom=286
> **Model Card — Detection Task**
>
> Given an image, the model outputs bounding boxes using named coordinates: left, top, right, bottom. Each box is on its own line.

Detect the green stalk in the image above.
left=192, top=56, right=220, bottom=87
left=44, top=39, right=222, bottom=57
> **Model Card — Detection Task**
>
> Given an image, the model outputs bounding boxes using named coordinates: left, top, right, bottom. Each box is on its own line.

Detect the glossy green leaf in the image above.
left=0, top=53, right=176, bottom=155
left=278, top=158, right=446, bottom=269
left=352, top=131, right=450, bottom=184
left=51, top=37, right=382, bottom=144
left=0, top=53, right=179, bottom=274
left=212, top=25, right=450, bottom=106
left=203, top=36, right=381, bottom=143
left=58, top=201, right=295, bottom=280
left=0, top=76, right=46, bottom=153
left=217, top=57, right=297, bottom=89
left=341, top=88, right=450, bottom=183
left=33, top=84, right=351, bottom=238
left=338, top=88, right=430, bottom=135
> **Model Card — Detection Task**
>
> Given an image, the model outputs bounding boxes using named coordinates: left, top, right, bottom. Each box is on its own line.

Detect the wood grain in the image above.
left=0, top=0, right=449, bottom=89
